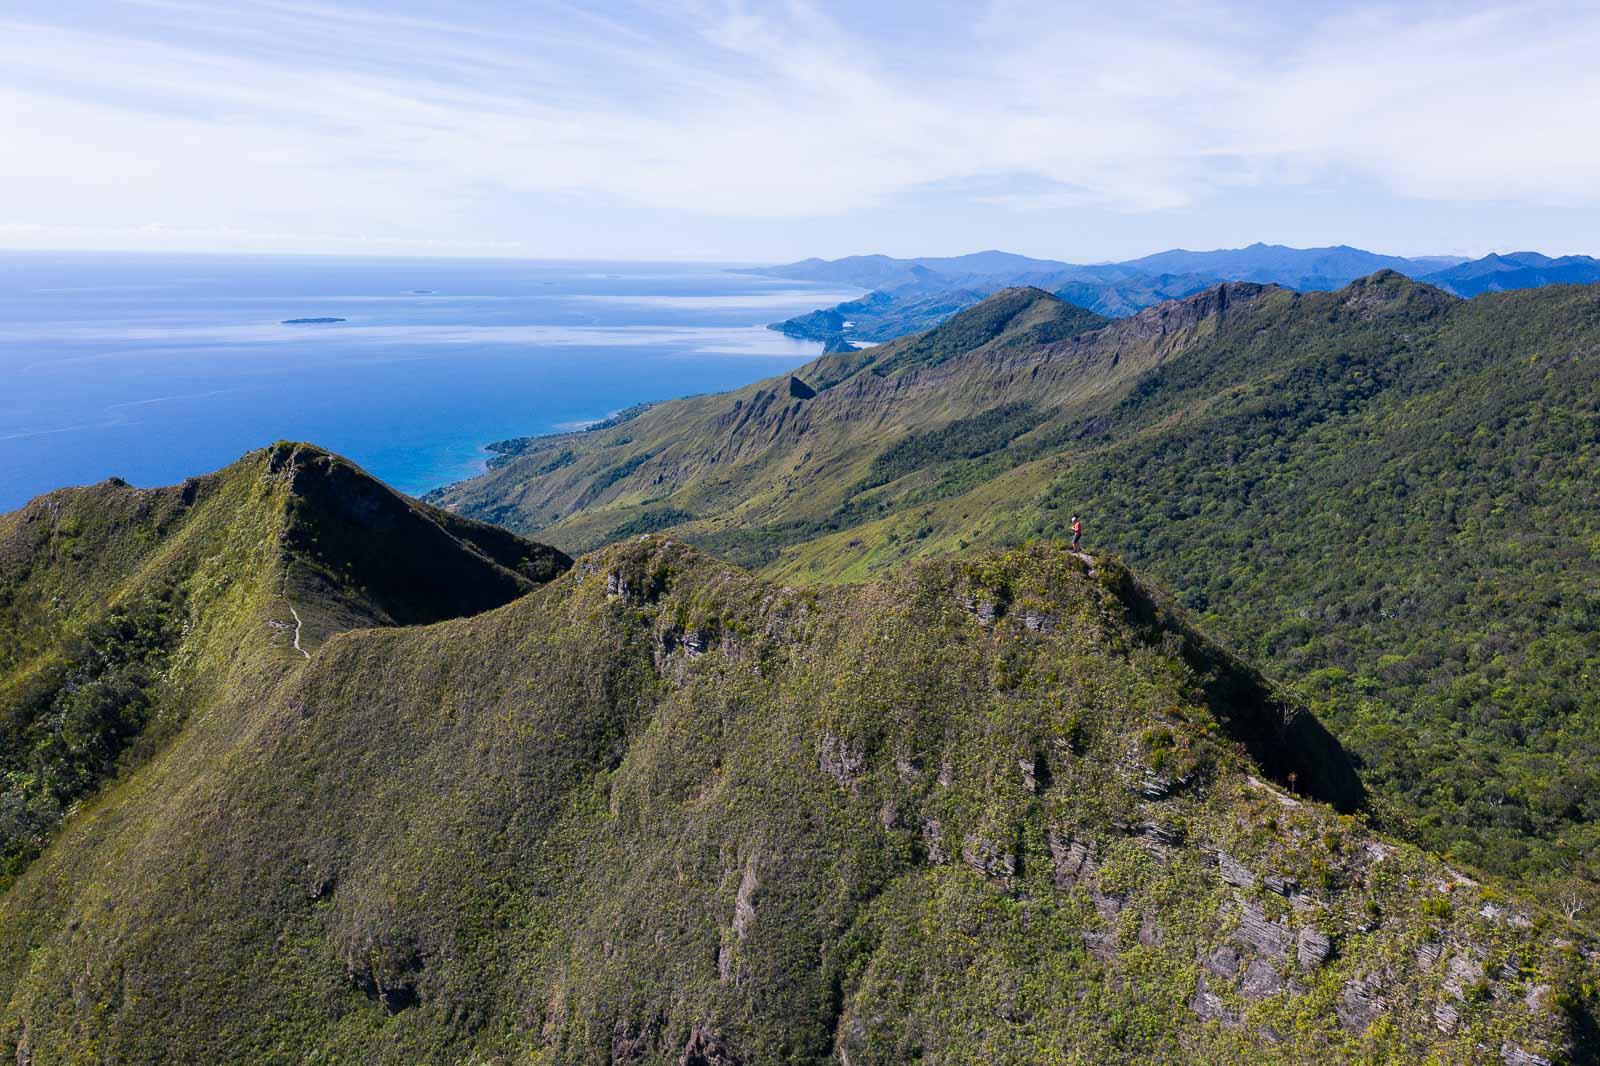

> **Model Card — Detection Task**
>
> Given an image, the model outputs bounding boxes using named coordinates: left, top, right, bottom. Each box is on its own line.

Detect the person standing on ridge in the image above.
left=1071, top=515, right=1082, bottom=551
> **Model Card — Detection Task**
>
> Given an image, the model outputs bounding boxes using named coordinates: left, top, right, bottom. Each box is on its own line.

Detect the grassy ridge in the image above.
left=428, top=285, right=1237, bottom=553
left=2, top=529, right=1591, bottom=1063
left=0, top=443, right=567, bottom=891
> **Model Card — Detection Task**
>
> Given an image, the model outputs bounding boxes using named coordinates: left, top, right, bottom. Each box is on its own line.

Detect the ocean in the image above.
left=0, top=252, right=857, bottom=511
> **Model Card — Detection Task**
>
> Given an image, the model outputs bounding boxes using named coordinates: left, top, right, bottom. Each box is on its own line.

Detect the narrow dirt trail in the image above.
left=289, top=606, right=311, bottom=660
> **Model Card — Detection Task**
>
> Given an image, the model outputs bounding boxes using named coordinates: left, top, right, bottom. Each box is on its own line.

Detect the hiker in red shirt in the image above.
left=1071, top=516, right=1082, bottom=550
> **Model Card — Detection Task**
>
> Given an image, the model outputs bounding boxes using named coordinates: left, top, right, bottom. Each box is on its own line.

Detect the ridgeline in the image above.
left=433, top=274, right=1600, bottom=907
left=1, top=449, right=1594, bottom=1060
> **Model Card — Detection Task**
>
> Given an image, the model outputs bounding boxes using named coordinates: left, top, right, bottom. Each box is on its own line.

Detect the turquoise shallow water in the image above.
left=0, top=252, right=857, bottom=510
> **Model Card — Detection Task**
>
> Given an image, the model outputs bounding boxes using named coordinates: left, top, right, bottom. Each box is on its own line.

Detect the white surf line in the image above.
left=288, top=606, right=311, bottom=660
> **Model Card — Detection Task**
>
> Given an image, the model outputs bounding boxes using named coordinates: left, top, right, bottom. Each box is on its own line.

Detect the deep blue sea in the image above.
left=0, top=252, right=859, bottom=510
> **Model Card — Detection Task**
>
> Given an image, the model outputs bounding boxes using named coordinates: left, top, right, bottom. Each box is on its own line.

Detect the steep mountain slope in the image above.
left=430, top=285, right=1234, bottom=553
left=1, top=516, right=1592, bottom=1062
left=436, top=275, right=1600, bottom=906
left=0, top=443, right=568, bottom=887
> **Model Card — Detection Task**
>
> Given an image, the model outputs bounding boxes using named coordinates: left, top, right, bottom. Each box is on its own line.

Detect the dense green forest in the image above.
left=1025, top=279, right=1600, bottom=891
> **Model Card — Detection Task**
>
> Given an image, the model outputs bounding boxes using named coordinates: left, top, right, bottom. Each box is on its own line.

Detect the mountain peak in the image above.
left=252, top=442, right=569, bottom=627
left=0, top=443, right=568, bottom=894
left=1329, top=270, right=1456, bottom=320
left=866, top=286, right=1108, bottom=377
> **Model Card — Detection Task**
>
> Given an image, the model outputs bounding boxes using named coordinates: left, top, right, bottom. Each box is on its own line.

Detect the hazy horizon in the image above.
left=0, top=242, right=1556, bottom=269
left=6, top=2, right=1600, bottom=263
left=0, top=255, right=845, bottom=509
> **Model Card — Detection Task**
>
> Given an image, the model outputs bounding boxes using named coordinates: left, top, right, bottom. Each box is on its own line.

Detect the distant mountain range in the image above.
left=1420, top=250, right=1600, bottom=297
left=756, top=243, right=1600, bottom=344
left=755, top=250, right=1074, bottom=290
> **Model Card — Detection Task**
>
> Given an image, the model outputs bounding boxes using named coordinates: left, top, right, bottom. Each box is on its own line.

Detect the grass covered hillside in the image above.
left=432, top=275, right=1600, bottom=907
left=427, top=284, right=1217, bottom=551
left=2, top=522, right=1593, bottom=1063
left=0, top=443, right=567, bottom=890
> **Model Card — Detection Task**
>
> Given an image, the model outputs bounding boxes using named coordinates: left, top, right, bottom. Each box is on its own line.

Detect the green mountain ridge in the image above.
left=2, top=451, right=1595, bottom=1061
left=432, top=273, right=1600, bottom=908
left=0, top=442, right=568, bottom=887
left=430, top=280, right=1290, bottom=563
left=429, top=283, right=1233, bottom=547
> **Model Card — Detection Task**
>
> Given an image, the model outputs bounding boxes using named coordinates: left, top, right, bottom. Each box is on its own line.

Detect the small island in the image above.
left=280, top=317, right=347, bottom=325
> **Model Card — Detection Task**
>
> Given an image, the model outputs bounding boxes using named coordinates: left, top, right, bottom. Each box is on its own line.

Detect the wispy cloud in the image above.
left=2, top=1, right=1598, bottom=257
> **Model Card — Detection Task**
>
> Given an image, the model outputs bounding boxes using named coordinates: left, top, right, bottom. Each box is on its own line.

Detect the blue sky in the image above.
left=3, top=1, right=1599, bottom=262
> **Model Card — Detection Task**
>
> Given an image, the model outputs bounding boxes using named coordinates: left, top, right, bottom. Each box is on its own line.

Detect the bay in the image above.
left=0, top=252, right=856, bottom=510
